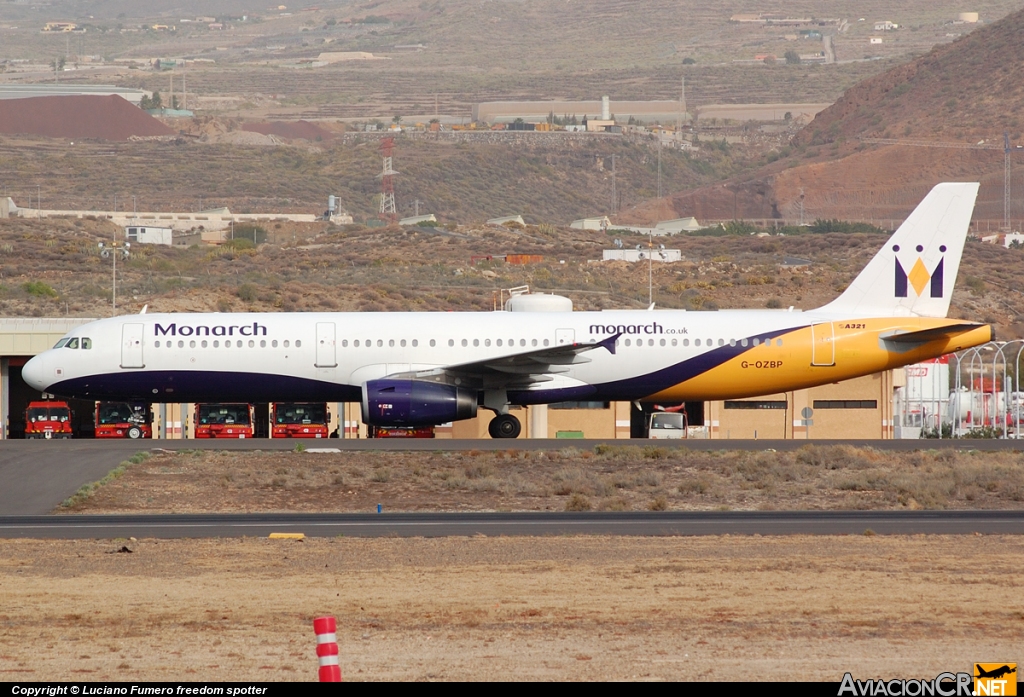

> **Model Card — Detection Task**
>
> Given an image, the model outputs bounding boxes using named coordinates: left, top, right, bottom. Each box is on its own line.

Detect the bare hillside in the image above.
left=628, top=5, right=1024, bottom=227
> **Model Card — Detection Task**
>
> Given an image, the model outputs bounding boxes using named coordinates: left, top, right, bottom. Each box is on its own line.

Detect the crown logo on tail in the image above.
left=894, top=244, right=945, bottom=298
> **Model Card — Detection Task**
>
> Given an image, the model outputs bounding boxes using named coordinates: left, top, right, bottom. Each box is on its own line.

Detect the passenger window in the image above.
left=729, top=339, right=736, bottom=347
left=543, top=339, right=550, bottom=347
left=741, top=339, right=748, bottom=347
left=67, top=338, right=79, bottom=349
left=683, top=339, right=689, bottom=347
left=342, top=340, right=348, bottom=347
left=448, top=339, right=454, bottom=347
left=694, top=339, right=701, bottom=347
left=521, top=339, right=527, bottom=347
left=375, top=339, right=382, bottom=347
left=389, top=339, right=395, bottom=347
left=473, top=339, right=479, bottom=347
left=202, top=340, right=208, bottom=348
left=295, top=340, right=302, bottom=348
left=248, top=340, right=255, bottom=348
left=353, top=340, right=358, bottom=347
left=81, top=338, right=92, bottom=349
left=178, top=340, right=184, bottom=348
left=412, top=339, right=418, bottom=347
left=531, top=339, right=538, bottom=347
left=496, top=339, right=502, bottom=347
left=284, top=340, right=290, bottom=348
left=484, top=339, right=490, bottom=347
left=777, top=339, right=783, bottom=346
left=625, top=339, right=631, bottom=347
left=213, top=340, right=220, bottom=348
left=718, top=339, right=725, bottom=347
left=260, top=340, right=266, bottom=348
left=461, top=339, right=468, bottom=347
left=753, top=338, right=760, bottom=346
left=648, top=339, right=654, bottom=347
left=189, top=340, right=196, bottom=349
left=154, top=340, right=161, bottom=348
left=400, top=339, right=406, bottom=347
left=671, top=339, right=677, bottom=347
left=660, top=339, right=666, bottom=347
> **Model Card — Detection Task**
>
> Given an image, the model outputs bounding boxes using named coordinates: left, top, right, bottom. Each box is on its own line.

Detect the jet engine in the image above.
left=361, top=379, right=478, bottom=427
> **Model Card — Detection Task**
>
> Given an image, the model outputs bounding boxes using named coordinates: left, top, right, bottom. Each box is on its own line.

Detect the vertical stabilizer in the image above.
left=817, top=182, right=979, bottom=318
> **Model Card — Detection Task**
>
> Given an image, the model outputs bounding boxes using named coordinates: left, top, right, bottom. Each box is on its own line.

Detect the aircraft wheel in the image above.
left=127, top=426, right=143, bottom=439
left=488, top=414, right=521, bottom=439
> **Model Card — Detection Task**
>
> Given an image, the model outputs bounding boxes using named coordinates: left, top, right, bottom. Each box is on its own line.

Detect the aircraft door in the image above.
left=556, top=329, right=575, bottom=346
left=120, top=323, right=145, bottom=369
left=811, top=322, right=835, bottom=367
left=315, top=322, right=337, bottom=368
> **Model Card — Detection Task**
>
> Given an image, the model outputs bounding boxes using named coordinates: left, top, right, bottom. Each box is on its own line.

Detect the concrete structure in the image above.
left=571, top=216, right=610, bottom=231
left=474, top=100, right=683, bottom=125
left=5, top=200, right=317, bottom=232
left=655, top=217, right=703, bottom=233
left=602, top=249, right=682, bottom=263
left=125, top=225, right=173, bottom=246
left=958, top=12, right=979, bottom=23
left=487, top=215, right=525, bottom=227
left=399, top=214, right=437, bottom=226
left=0, top=84, right=148, bottom=106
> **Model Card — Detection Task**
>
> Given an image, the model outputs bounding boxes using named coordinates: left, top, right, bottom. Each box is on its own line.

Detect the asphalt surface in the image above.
left=2, top=437, right=1024, bottom=515
left=0, top=510, right=1021, bottom=539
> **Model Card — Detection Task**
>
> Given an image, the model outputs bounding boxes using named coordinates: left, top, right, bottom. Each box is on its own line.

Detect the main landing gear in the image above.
left=488, top=413, right=522, bottom=439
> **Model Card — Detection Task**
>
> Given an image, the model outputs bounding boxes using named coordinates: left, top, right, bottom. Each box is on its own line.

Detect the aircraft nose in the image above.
left=22, top=353, right=49, bottom=392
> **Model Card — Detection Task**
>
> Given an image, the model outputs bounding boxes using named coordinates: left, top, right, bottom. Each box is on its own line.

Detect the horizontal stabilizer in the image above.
left=882, top=323, right=988, bottom=344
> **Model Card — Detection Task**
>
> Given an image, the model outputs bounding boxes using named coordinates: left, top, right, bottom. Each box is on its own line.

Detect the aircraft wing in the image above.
left=399, top=333, right=620, bottom=388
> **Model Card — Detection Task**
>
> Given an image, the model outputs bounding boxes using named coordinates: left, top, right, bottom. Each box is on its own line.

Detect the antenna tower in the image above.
left=378, top=136, right=398, bottom=220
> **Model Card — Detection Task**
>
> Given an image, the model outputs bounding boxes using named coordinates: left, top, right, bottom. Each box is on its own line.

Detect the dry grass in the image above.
left=59, top=445, right=1024, bottom=514
left=0, top=535, right=1021, bottom=680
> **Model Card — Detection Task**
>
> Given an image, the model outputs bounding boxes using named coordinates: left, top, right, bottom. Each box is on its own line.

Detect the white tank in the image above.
left=505, top=293, right=573, bottom=312
left=601, top=95, right=611, bottom=121
left=958, top=12, right=978, bottom=22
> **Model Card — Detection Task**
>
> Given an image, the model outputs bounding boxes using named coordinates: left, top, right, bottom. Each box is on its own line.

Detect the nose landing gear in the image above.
left=488, top=413, right=522, bottom=439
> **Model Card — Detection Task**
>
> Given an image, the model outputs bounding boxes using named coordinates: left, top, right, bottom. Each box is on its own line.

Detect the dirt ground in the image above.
left=1, top=535, right=1021, bottom=681
left=59, top=445, right=1024, bottom=514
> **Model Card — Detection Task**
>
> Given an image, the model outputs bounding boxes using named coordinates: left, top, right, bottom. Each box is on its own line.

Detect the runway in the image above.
left=2, top=437, right=1023, bottom=515
left=0, top=510, right=1021, bottom=538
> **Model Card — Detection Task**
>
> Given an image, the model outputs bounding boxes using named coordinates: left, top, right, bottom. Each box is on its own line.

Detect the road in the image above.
left=0, top=510, right=1021, bottom=539
left=2, top=438, right=1023, bottom=515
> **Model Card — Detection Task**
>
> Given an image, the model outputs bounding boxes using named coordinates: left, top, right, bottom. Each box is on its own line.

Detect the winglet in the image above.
left=596, top=332, right=622, bottom=355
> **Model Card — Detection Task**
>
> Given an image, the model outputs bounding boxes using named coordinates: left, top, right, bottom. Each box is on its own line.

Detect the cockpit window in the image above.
left=81, top=338, right=92, bottom=349
left=66, top=338, right=79, bottom=349
left=53, top=338, right=70, bottom=349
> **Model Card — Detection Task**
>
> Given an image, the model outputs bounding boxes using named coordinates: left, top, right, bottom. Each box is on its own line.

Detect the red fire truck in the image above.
left=24, top=401, right=73, bottom=439
left=271, top=402, right=330, bottom=438
left=95, top=402, right=152, bottom=439
left=194, top=403, right=255, bottom=439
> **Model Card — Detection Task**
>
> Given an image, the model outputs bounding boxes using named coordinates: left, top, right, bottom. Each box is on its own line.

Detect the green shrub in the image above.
left=22, top=281, right=58, bottom=298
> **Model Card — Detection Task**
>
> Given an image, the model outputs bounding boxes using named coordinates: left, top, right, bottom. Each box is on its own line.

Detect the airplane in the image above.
left=23, top=182, right=992, bottom=438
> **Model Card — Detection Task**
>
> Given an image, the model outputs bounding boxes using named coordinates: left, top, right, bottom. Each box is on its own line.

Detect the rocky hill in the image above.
left=627, top=5, right=1024, bottom=228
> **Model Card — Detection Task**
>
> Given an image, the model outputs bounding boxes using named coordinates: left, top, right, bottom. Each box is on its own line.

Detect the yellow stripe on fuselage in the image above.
left=646, top=318, right=992, bottom=402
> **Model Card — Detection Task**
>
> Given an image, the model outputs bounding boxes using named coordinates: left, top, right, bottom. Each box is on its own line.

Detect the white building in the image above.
left=399, top=214, right=437, bottom=226
left=125, top=225, right=173, bottom=246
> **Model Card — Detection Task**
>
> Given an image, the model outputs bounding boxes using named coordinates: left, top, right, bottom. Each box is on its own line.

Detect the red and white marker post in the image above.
left=313, top=616, right=342, bottom=682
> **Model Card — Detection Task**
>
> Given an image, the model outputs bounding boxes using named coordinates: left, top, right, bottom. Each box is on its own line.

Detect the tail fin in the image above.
left=818, top=182, right=979, bottom=318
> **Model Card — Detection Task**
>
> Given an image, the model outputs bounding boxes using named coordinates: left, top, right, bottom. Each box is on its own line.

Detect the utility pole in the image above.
left=1005, top=131, right=1012, bottom=231
left=610, top=154, right=617, bottom=214
left=412, top=199, right=422, bottom=216
left=657, top=137, right=662, bottom=199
